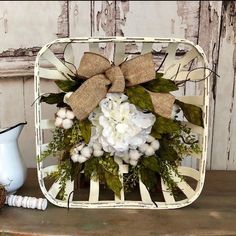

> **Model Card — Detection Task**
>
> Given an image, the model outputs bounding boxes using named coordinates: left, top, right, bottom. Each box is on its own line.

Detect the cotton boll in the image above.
left=93, top=150, right=104, bottom=157
left=62, top=119, right=73, bottom=129
left=71, top=154, right=79, bottom=163
left=66, top=110, right=75, bottom=120
left=81, top=146, right=92, bottom=158
left=77, top=155, right=88, bottom=163
left=122, top=154, right=130, bottom=164
left=146, top=135, right=155, bottom=143
left=129, top=149, right=141, bottom=161
left=57, top=108, right=67, bottom=119
left=151, top=140, right=160, bottom=151
left=93, top=142, right=102, bottom=151
left=76, top=142, right=85, bottom=151
left=139, top=143, right=149, bottom=154
left=55, top=117, right=63, bottom=127
left=130, top=159, right=138, bottom=166
left=145, top=146, right=155, bottom=156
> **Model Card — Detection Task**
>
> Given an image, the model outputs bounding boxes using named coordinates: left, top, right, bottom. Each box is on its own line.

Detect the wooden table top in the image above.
left=0, top=169, right=236, bottom=236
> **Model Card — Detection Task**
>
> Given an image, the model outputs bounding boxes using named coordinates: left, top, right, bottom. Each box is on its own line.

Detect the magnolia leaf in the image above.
left=40, top=93, right=65, bottom=105
left=79, top=119, right=92, bottom=144
left=104, top=171, right=122, bottom=199
left=140, top=167, right=157, bottom=190
left=142, top=156, right=159, bottom=172
left=151, top=116, right=180, bottom=139
left=55, top=80, right=81, bottom=92
left=143, top=73, right=178, bottom=93
left=158, top=140, right=180, bottom=162
left=125, top=86, right=154, bottom=112
left=84, top=157, right=99, bottom=179
left=175, top=100, right=203, bottom=127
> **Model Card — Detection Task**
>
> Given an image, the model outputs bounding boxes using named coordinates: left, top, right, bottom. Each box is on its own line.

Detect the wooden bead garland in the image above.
left=5, top=195, right=48, bottom=210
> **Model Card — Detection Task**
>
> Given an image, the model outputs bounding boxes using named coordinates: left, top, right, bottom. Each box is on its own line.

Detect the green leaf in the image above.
left=143, top=72, right=178, bottom=93
left=125, top=86, right=154, bottom=111
left=175, top=100, right=203, bottom=127
left=40, top=92, right=65, bottom=105
left=139, top=167, right=157, bottom=190
left=84, top=157, right=99, bottom=179
left=104, top=171, right=122, bottom=199
left=55, top=80, right=81, bottom=92
left=142, top=156, right=159, bottom=172
left=158, top=139, right=180, bottom=162
left=151, top=116, right=180, bottom=139
left=79, top=119, right=92, bottom=144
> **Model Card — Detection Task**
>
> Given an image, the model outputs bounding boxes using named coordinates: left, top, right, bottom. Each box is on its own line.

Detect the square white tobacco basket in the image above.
left=34, top=37, right=210, bottom=209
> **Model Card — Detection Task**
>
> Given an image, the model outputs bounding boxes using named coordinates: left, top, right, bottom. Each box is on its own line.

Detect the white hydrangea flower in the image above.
left=89, top=93, right=156, bottom=157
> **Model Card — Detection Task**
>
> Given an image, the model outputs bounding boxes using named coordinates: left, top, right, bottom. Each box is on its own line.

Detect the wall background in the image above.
left=0, top=1, right=235, bottom=170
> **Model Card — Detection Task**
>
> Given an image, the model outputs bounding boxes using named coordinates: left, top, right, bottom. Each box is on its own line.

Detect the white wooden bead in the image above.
left=5, top=195, right=48, bottom=211
left=16, top=196, right=23, bottom=207
left=22, top=196, right=28, bottom=208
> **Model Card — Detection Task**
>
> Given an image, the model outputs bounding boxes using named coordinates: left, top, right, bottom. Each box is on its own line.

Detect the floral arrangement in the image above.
left=39, top=52, right=202, bottom=200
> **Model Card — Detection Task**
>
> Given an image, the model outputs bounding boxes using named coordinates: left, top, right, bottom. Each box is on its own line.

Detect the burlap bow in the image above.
left=67, top=52, right=175, bottom=120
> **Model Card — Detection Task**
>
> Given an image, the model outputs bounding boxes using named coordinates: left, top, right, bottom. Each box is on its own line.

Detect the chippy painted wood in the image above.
left=211, top=1, right=236, bottom=170
left=0, top=1, right=69, bottom=78
left=0, top=0, right=236, bottom=171
left=34, top=37, right=209, bottom=209
left=198, top=1, right=223, bottom=170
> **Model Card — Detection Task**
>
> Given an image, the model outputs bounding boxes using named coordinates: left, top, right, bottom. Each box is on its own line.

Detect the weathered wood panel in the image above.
left=211, top=1, right=236, bottom=170
left=0, top=1, right=236, bottom=170
left=198, top=1, right=223, bottom=170
left=0, top=1, right=69, bottom=77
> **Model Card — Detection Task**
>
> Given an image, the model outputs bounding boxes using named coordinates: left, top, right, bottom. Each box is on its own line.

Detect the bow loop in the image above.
left=77, top=52, right=110, bottom=78
left=105, top=66, right=125, bottom=93
left=67, top=52, right=175, bottom=121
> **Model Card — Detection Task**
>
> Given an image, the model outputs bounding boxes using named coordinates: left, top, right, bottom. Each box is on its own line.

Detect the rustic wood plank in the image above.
left=0, top=1, right=69, bottom=78
left=1, top=169, right=236, bottom=235
left=211, top=1, right=236, bottom=170
left=198, top=1, right=222, bottom=170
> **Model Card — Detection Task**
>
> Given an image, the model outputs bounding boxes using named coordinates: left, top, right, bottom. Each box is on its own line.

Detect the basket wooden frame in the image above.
left=34, top=37, right=209, bottom=209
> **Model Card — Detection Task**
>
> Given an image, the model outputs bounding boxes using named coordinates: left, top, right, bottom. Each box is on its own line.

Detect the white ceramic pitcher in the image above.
left=0, top=122, right=27, bottom=193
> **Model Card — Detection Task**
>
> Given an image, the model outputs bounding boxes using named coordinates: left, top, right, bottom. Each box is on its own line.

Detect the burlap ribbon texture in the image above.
left=66, top=52, right=175, bottom=121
